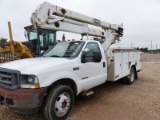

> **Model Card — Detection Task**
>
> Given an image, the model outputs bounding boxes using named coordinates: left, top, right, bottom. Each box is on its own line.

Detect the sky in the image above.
left=0, top=0, right=160, bottom=49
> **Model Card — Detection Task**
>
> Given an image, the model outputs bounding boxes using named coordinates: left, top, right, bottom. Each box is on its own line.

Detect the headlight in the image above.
left=20, top=75, right=40, bottom=88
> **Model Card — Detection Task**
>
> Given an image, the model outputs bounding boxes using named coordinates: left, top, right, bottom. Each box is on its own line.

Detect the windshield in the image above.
left=43, top=41, right=85, bottom=58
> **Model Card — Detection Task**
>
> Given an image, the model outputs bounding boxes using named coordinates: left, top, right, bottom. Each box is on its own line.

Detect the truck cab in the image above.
left=24, top=26, right=56, bottom=56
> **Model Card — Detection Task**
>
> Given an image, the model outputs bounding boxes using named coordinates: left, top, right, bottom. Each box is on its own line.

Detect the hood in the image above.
left=0, top=57, right=74, bottom=75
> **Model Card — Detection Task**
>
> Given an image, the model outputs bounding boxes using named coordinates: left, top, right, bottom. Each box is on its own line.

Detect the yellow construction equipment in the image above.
left=0, top=22, right=33, bottom=63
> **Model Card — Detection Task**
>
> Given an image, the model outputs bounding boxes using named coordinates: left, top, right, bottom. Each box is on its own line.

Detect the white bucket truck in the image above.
left=0, top=2, right=141, bottom=120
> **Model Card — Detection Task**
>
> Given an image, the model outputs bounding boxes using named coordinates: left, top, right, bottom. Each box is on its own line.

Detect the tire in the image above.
left=43, top=85, right=74, bottom=120
left=125, top=67, right=135, bottom=85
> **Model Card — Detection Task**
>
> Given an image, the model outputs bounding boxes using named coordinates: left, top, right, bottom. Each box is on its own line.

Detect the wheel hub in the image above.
left=54, top=92, right=70, bottom=117
left=61, top=100, right=67, bottom=109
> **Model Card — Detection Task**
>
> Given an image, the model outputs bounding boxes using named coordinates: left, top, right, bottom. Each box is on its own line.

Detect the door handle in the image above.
left=73, top=67, right=79, bottom=71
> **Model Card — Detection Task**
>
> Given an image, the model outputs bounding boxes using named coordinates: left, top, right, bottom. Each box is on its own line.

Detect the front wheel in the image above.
left=43, top=85, right=74, bottom=120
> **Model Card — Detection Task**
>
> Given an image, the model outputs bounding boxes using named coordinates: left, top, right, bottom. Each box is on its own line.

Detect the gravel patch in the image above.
left=0, top=53, right=160, bottom=120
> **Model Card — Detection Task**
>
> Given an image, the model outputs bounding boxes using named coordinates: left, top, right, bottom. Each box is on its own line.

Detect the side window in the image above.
left=39, top=32, right=48, bottom=48
left=38, top=30, right=55, bottom=53
left=49, top=31, right=55, bottom=45
left=29, top=31, right=37, bottom=40
left=83, top=42, right=101, bottom=62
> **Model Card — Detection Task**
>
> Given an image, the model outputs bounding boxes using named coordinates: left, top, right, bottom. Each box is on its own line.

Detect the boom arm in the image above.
left=31, top=2, right=123, bottom=50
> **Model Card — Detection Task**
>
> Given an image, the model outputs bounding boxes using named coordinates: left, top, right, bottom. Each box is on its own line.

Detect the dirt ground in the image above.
left=0, top=53, right=160, bottom=120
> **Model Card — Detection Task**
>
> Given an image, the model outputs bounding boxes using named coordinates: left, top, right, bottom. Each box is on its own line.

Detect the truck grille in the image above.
left=0, top=68, right=20, bottom=89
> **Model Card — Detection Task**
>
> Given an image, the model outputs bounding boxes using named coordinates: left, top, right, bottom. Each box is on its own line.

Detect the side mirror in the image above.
left=24, top=31, right=27, bottom=39
left=93, top=51, right=101, bottom=62
left=81, top=48, right=89, bottom=63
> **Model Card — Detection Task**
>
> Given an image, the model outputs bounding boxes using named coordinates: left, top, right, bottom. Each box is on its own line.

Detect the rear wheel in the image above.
left=43, top=85, right=74, bottom=120
left=125, top=67, right=135, bottom=85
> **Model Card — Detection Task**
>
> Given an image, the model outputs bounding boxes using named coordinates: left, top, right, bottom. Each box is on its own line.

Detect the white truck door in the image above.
left=122, top=52, right=129, bottom=77
left=114, top=52, right=122, bottom=80
left=80, top=42, right=107, bottom=90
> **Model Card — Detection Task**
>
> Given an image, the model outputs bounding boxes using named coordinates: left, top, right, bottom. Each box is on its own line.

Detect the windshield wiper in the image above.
left=50, top=55, right=61, bottom=57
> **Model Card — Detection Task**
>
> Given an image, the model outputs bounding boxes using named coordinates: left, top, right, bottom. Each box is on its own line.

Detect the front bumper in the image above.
left=0, top=86, right=47, bottom=114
